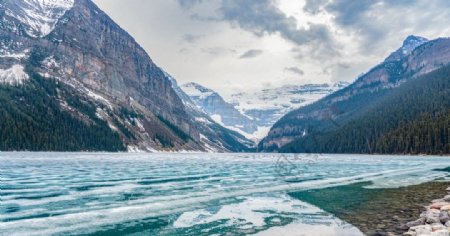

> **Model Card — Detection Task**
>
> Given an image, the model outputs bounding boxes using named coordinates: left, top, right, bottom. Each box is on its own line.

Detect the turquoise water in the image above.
left=1, top=153, right=449, bottom=236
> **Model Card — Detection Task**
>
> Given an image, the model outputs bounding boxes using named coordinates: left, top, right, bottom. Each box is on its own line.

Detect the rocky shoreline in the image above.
left=403, top=187, right=450, bottom=236
left=290, top=181, right=450, bottom=236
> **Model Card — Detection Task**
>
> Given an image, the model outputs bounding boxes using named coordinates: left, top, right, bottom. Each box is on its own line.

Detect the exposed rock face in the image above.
left=0, top=0, right=252, bottom=152
left=169, top=77, right=255, bottom=152
left=181, top=82, right=258, bottom=135
left=51, top=0, right=191, bottom=130
left=260, top=35, right=450, bottom=151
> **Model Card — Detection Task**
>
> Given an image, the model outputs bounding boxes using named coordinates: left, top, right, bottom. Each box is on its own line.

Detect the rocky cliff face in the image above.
left=169, top=76, right=255, bottom=151
left=0, top=0, right=252, bottom=152
left=260, top=35, right=450, bottom=151
left=181, top=83, right=258, bottom=136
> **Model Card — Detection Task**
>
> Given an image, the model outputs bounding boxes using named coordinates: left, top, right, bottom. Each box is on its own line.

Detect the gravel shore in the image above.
left=403, top=186, right=450, bottom=235
left=290, top=181, right=450, bottom=236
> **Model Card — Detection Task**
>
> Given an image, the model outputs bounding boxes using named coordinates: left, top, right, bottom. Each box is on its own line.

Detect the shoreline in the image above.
left=403, top=187, right=450, bottom=235
left=290, top=181, right=450, bottom=236
left=0, top=151, right=449, bottom=155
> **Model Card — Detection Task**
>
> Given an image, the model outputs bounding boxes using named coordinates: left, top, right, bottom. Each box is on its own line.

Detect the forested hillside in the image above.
left=0, top=71, right=125, bottom=151
left=280, top=65, right=450, bottom=154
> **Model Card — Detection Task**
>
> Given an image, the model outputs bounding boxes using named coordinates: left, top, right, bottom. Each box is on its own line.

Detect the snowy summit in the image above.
left=4, top=0, right=74, bottom=38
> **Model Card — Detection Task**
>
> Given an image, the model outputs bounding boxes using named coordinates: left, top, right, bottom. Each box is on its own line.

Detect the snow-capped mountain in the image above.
left=385, top=35, right=428, bottom=62
left=0, top=0, right=253, bottom=152
left=181, top=82, right=348, bottom=140
left=229, top=82, right=349, bottom=128
left=181, top=83, right=258, bottom=136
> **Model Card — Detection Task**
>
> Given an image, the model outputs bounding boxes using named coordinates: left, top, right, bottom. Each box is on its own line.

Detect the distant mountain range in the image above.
left=260, top=35, right=450, bottom=154
left=180, top=82, right=348, bottom=141
left=0, top=0, right=253, bottom=152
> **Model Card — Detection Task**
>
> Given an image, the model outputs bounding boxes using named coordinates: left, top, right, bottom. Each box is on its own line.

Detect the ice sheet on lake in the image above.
left=0, top=153, right=449, bottom=235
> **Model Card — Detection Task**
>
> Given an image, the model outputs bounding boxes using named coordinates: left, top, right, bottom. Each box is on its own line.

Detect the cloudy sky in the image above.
left=93, top=0, right=450, bottom=97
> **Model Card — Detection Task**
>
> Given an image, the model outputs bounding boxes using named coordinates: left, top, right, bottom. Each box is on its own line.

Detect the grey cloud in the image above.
left=388, top=0, right=419, bottom=6
left=315, top=0, right=424, bottom=30
left=177, top=0, right=335, bottom=47
left=177, top=0, right=204, bottom=9
left=239, top=49, right=263, bottom=59
left=326, top=0, right=377, bottom=26
left=303, top=0, right=330, bottom=14
left=284, top=67, right=304, bottom=76
left=326, top=0, right=386, bottom=51
left=183, top=34, right=204, bottom=43
left=321, top=67, right=331, bottom=75
left=290, top=47, right=304, bottom=60
left=202, top=47, right=235, bottom=56
left=179, top=48, right=189, bottom=54
left=337, top=62, right=350, bottom=69
left=219, top=0, right=334, bottom=46
left=323, top=0, right=450, bottom=54
left=190, top=13, right=221, bottom=22
left=290, top=39, right=341, bottom=62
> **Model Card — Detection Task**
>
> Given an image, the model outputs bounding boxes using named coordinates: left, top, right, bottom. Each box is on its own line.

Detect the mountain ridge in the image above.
left=181, top=82, right=258, bottom=138
left=260, top=35, right=450, bottom=153
left=181, top=81, right=349, bottom=141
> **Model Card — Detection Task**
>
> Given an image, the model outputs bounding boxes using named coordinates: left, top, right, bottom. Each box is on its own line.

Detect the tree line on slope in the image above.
left=280, top=64, right=450, bottom=155
left=0, top=71, right=125, bottom=152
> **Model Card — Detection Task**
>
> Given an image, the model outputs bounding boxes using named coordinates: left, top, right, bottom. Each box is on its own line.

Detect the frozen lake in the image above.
left=1, top=153, right=449, bottom=235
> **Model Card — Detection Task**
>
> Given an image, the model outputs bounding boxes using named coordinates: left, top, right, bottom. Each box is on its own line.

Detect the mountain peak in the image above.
left=3, top=0, right=75, bottom=38
left=181, top=82, right=217, bottom=99
left=401, top=35, right=428, bottom=54
left=402, top=35, right=428, bottom=47
left=384, top=35, right=428, bottom=62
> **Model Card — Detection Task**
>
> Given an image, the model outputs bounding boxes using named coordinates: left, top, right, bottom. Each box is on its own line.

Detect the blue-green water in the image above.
left=1, top=153, right=449, bottom=236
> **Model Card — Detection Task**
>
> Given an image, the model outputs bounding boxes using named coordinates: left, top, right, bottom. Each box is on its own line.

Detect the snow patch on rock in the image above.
left=85, top=89, right=113, bottom=110
left=199, top=133, right=220, bottom=153
left=5, top=0, right=75, bottom=38
left=0, top=64, right=29, bottom=85
left=42, top=56, right=60, bottom=68
left=182, top=83, right=215, bottom=99
left=0, top=49, right=29, bottom=59
left=401, top=35, right=428, bottom=55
